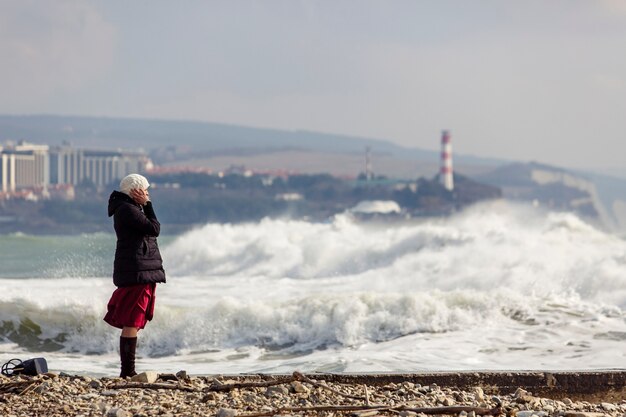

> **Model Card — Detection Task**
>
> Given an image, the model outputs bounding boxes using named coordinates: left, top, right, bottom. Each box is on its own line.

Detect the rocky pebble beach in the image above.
left=1, top=371, right=625, bottom=417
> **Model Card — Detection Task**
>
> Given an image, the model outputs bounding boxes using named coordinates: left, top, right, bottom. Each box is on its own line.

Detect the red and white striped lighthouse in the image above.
left=440, top=130, right=454, bottom=191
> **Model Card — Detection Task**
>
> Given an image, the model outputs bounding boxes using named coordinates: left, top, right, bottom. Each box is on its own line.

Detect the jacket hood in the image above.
left=108, top=190, right=135, bottom=217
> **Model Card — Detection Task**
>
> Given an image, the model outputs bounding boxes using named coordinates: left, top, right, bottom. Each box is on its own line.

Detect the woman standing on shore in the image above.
left=104, top=174, right=166, bottom=378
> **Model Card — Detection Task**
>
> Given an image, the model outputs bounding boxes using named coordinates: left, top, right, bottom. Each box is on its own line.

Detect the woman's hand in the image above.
left=130, top=188, right=150, bottom=206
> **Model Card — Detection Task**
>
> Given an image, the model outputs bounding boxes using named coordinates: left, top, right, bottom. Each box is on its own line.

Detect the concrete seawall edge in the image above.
left=227, top=371, right=626, bottom=402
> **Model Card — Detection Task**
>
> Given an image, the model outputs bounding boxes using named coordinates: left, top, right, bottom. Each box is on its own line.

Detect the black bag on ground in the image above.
left=1, top=357, right=48, bottom=376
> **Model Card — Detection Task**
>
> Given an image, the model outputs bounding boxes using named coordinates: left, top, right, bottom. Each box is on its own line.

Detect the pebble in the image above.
left=516, top=411, right=547, bottom=417
left=106, top=407, right=132, bottom=417
left=290, top=381, right=309, bottom=394
left=201, top=392, right=218, bottom=402
left=96, top=402, right=110, bottom=413
left=242, top=393, right=257, bottom=403
left=265, top=385, right=289, bottom=397
left=472, top=386, right=484, bottom=401
left=513, top=387, right=528, bottom=398
left=216, top=408, right=238, bottom=417
left=131, top=371, right=159, bottom=384
left=89, top=379, right=103, bottom=389
left=601, top=402, right=617, bottom=411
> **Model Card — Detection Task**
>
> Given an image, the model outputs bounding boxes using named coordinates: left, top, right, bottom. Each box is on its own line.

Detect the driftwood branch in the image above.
left=239, top=404, right=502, bottom=417
left=107, top=371, right=370, bottom=407
left=110, top=376, right=294, bottom=393
left=0, top=380, right=40, bottom=395
left=240, top=405, right=390, bottom=416
left=398, top=405, right=502, bottom=415
left=109, top=382, right=200, bottom=392
left=206, top=376, right=295, bottom=392
left=18, top=382, right=38, bottom=396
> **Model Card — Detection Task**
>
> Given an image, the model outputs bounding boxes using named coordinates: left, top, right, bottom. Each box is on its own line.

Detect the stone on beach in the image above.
left=516, top=411, right=548, bottom=417
left=265, top=385, right=290, bottom=397
left=216, top=408, right=238, bottom=417
left=89, top=379, right=103, bottom=389
left=290, top=380, right=310, bottom=393
left=131, top=371, right=159, bottom=383
left=106, top=407, right=132, bottom=417
left=471, top=386, right=484, bottom=401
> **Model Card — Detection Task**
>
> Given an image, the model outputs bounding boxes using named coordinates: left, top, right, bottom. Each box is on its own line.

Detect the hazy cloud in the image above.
left=0, top=0, right=116, bottom=110
left=1, top=1, right=625, bottom=170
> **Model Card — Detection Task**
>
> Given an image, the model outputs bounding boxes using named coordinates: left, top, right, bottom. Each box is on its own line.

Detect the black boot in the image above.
left=119, top=336, right=138, bottom=378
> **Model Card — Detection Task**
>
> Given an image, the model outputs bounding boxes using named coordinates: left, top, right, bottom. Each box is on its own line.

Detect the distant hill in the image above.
left=475, top=161, right=626, bottom=233
left=0, top=114, right=503, bottom=166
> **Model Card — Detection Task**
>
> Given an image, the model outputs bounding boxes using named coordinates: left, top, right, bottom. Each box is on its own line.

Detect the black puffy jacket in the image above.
left=108, top=191, right=166, bottom=287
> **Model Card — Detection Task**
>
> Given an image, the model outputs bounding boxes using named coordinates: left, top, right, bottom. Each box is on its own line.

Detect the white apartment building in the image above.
left=0, top=142, right=49, bottom=192
left=1, top=141, right=152, bottom=193
left=50, top=147, right=152, bottom=187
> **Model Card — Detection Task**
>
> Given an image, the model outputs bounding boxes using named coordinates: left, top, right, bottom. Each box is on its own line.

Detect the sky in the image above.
left=1, top=0, right=626, bottom=173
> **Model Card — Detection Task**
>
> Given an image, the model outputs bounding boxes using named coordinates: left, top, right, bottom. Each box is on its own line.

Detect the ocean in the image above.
left=1, top=201, right=625, bottom=376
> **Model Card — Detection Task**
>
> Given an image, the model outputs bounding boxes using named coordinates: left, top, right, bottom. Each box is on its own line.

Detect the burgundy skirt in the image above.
left=103, top=283, right=156, bottom=330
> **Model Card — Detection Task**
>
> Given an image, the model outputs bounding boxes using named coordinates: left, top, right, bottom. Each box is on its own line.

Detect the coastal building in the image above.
left=0, top=140, right=152, bottom=195
left=0, top=152, right=15, bottom=192
left=49, top=146, right=152, bottom=187
left=0, top=142, right=50, bottom=192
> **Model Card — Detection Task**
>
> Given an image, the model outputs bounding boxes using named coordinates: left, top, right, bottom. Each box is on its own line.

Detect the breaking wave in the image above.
left=1, top=202, right=625, bottom=371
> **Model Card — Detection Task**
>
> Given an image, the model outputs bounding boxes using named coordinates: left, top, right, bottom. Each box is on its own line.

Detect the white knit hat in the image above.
left=119, top=174, right=150, bottom=195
